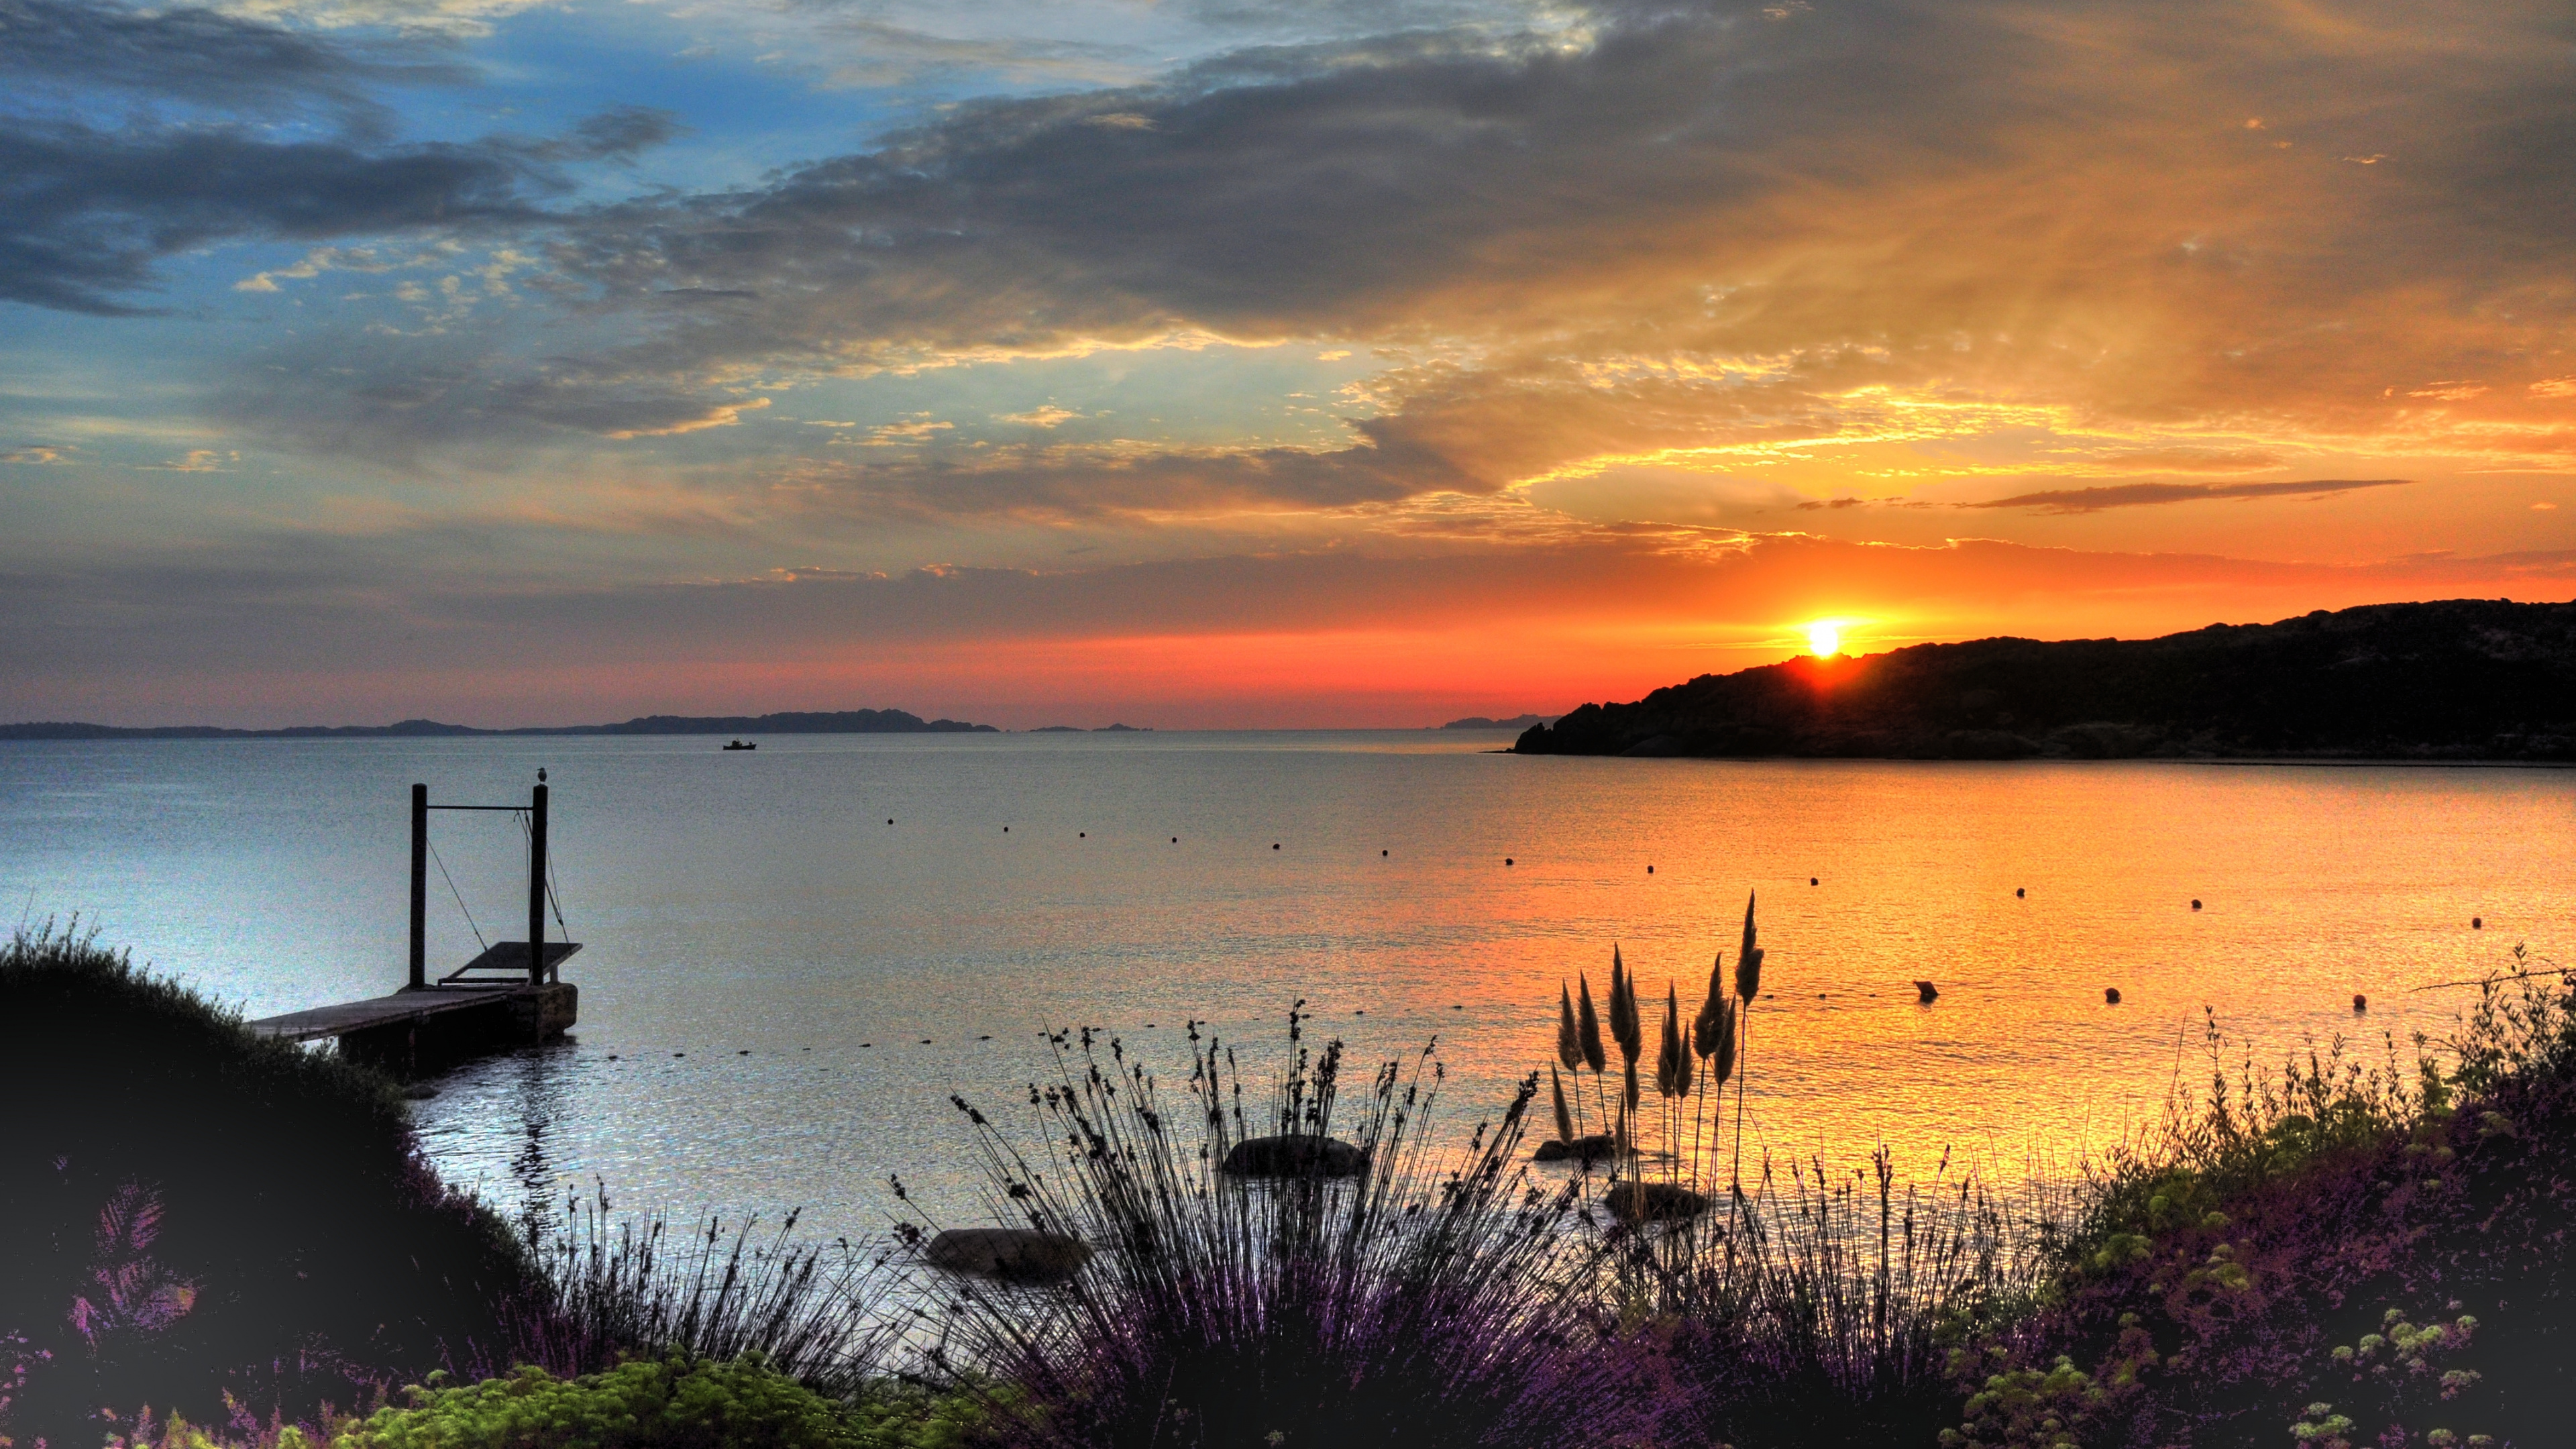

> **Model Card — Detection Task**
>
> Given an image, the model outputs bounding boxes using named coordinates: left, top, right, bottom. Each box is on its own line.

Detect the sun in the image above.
left=1807, top=620, right=1842, bottom=657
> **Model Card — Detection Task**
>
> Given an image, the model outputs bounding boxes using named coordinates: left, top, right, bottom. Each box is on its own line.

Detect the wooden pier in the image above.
left=248, top=779, right=580, bottom=1076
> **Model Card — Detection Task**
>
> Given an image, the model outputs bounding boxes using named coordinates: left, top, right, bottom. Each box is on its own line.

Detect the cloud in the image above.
left=1966, top=478, right=2412, bottom=513
left=810, top=18, right=1146, bottom=88
left=0, top=0, right=468, bottom=120
left=1, top=443, right=76, bottom=465
left=146, top=449, right=241, bottom=472
left=7, top=527, right=2571, bottom=726
left=994, top=405, right=1081, bottom=427
left=0, top=0, right=676, bottom=314
left=339, top=0, right=2540, bottom=504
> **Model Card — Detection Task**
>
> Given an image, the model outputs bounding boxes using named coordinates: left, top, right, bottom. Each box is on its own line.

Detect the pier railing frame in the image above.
left=410, top=781, right=552, bottom=988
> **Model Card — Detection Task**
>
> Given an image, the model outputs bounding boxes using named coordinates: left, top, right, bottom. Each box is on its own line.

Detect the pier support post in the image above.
left=409, top=784, right=428, bottom=991
left=527, top=782, right=549, bottom=985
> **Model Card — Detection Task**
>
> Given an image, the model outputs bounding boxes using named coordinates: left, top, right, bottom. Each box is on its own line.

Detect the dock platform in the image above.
left=248, top=778, right=584, bottom=1077
left=250, top=942, right=580, bottom=1076
left=252, top=985, right=515, bottom=1042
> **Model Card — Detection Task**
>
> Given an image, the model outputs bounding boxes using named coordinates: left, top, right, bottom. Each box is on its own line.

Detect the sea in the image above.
left=5, top=732, right=2567, bottom=1246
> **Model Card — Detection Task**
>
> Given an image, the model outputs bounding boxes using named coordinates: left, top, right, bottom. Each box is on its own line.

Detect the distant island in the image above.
left=1029, top=723, right=1150, bottom=733
left=0, top=708, right=996, bottom=741
left=1439, top=713, right=1557, bottom=731
left=1514, top=599, right=2576, bottom=761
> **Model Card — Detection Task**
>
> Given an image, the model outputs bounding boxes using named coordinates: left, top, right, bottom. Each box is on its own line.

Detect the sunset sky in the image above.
left=3, top=0, right=2571, bottom=727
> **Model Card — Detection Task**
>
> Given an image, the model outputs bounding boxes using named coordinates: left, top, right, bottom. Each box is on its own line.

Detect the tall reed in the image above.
left=920, top=1017, right=1650, bottom=1449
left=500, top=1187, right=906, bottom=1399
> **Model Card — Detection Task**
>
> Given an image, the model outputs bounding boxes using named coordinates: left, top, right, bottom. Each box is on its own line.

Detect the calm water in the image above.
left=4, top=734, right=2566, bottom=1242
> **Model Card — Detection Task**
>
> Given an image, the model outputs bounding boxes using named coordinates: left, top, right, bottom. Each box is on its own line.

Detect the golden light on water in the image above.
left=1807, top=620, right=1842, bottom=657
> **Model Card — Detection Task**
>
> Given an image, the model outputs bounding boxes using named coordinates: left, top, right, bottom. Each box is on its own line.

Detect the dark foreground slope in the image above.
left=1515, top=599, right=2576, bottom=761
left=0, top=928, right=540, bottom=1442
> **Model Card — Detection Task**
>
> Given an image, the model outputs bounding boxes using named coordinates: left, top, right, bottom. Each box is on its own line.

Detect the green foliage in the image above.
left=1939, top=1352, right=2104, bottom=1449
left=337, top=1355, right=856, bottom=1449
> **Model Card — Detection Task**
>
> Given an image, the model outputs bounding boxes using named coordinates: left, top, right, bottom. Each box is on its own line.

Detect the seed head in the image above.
left=1695, top=951, right=1727, bottom=1048
left=1556, top=983, right=1581, bottom=1073
left=1550, top=1064, right=1576, bottom=1142
left=1734, top=892, right=1764, bottom=1002
left=1609, top=946, right=1642, bottom=1065
left=1576, top=975, right=1606, bottom=1073
left=1658, top=983, right=1690, bottom=1099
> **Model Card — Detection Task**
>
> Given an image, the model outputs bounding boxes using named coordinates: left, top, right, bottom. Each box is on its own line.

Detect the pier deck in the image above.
left=251, top=985, right=515, bottom=1042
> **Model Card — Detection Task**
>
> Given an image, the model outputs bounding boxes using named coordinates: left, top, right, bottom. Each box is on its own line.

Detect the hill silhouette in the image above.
left=1513, top=600, right=2576, bottom=761
left=0, top=708, right=994, bottom=741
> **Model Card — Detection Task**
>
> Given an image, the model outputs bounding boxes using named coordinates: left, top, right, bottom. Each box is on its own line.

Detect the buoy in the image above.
left=1145, top=1023, right=1157, bottom=1028
left=2472, top=917, right=2482, bottom=929
left=1273, top=843, right=1281, bottom=850
left=920, top=1038, right=932, bottom=1044
left=1811, top=877, right=1819, bottom=885
left=1452, top=1004, right=1464, bottom=1010
left=887, top=818, right=894, bottom=824
left=1172, top=837, right=1179, bottom=843
left=1079, top=831, right=1086, bottom=837
left=607, top=1053, right=619, bottom=1060
left=2191, top=899, right=2202, bottom=910
left=861, top=1042, right=872, bottom=1048
left=1648, top=865, right=1655, bottom=874
left=2017, top=888, right=2025, bottom=898
left=738, top=1049, right=750, bottom=1055
left=1914, top=980, right=1939, bottom=1003
left=1355, top=1008, right=1366, bottom=1014
left=1382, top=849, right=1389, bottom=856
left=977, top=1034, right=991, bottom=1040
left=1004, top=826, right=1010, bottom=833
left=2353, top=994, right=2367, bottom=1012
left=2104, top=987, right=2121, bottom=1004
left=1505, top=857, right=1515, bottom=865
left=674, top=1052, right=685, bottom=1057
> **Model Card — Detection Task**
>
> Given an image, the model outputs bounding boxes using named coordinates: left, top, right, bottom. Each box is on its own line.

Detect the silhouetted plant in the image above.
left=915, top=1012, right=1652, bottom=1449
left=499, top=1189, right=906, bottom=1401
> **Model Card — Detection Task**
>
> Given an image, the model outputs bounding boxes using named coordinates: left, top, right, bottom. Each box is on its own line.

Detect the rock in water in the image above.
left=1532, top=1133, right=1615, bottom=1163
left=1914, top=980, right=1940, bottom=1003
left=1220, top=1134, right=1371, bottom=1178
left=1605, top=1181, right=1709, bottom=1224
left=924, top=1228, right=1092, bottom=1282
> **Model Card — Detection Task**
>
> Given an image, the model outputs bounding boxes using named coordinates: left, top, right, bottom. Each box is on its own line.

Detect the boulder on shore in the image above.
left=1532, top=1134, right=1615, bottom=1163
left=1220, top=1134, right=1371, bottom=1178
left=1605, top=1181, right=1710, bottom=1224
left=924, top=1228, right=1093, bottom=1282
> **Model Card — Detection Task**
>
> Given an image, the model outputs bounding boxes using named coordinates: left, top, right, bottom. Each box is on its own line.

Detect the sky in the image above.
left=2, top=0, right=2572, bottom=728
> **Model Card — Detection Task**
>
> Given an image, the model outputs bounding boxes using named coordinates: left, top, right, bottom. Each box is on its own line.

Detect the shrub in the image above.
left=915, top=1011, right=1653, bottom=1449
left=0, top=923, right=539, bottom=1444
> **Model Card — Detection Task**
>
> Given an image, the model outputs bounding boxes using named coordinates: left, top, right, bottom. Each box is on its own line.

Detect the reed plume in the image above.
left=1556, top=984, right=1588, bottom=1137
left=1658, top=984, right=1688, bottom=1099
left=1576, top=975, right=1606, bottom=1073
left=1550, top=1063, right=1576, bottom=1144
left=1576, top=973, right=1607, bottom=1136
left=1609, top=947, right=1642, bottom=1068
left=1734, top=892, right=1764, bottom=1004
left=1556, top=983, right=1580, bottom=1073
left=1731, top=892, right=1764, bottom=1225
left=1660, top=985, right=1693, bottom=1187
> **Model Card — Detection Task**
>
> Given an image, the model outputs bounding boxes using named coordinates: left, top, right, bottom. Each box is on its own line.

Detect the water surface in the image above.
left=4, top=733, right=2563, bottom=1240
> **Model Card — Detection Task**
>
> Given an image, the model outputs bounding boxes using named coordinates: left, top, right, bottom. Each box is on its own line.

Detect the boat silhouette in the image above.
left=722, top=739, right=757, bottom=751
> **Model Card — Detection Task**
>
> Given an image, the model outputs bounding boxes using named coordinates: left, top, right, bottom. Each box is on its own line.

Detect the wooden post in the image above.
left=410, top=783, right=428, bottom=991
left=527, top=782, right=549, bottom=985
